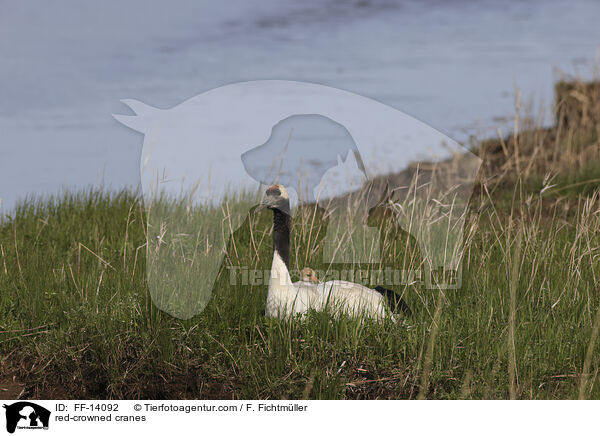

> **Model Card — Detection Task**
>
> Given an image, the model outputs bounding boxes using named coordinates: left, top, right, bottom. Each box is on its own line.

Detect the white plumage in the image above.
left=266, top=251, right=390, bottom=321
left=259, top=184, right=394, bottom=322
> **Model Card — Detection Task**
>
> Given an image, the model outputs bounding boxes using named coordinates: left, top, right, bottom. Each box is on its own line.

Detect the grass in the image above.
left=0, top=79, right=599, bottom=399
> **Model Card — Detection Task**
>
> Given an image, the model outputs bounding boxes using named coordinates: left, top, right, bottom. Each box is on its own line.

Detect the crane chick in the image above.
left=300, top=267, right=319, bottom=284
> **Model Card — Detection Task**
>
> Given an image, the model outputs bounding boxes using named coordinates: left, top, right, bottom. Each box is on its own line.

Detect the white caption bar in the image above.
left=0, top=400, right=595, bottom=435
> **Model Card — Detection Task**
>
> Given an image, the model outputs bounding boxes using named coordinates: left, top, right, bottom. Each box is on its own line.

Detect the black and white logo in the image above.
left=3, top=402, right=50, bottom=434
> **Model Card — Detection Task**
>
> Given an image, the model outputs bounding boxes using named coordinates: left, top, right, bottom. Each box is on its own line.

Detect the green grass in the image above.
left=0, top=177, right=599, bottom=399
left=1, top=78, right=600, bottom=399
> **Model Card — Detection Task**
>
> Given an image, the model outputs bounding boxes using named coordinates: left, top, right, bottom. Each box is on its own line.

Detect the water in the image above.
left=1, top=0, right=599, bottom=212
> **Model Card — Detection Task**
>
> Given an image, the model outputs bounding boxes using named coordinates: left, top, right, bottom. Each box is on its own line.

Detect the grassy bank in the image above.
left=1, top=80, right=599, bottom=399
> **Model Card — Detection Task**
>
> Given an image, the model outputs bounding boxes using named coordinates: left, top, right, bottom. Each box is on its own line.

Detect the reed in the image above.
left=0, top=78, right=599, bottom=399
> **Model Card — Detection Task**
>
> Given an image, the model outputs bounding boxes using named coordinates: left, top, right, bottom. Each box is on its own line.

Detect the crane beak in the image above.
left=254, top=196, right=273, bottom=214
left=255, top=194, right=290, bottom=215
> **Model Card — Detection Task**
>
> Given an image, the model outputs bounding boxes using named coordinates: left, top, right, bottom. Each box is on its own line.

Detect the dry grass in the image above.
left=0, top=79, right=599, bottom=399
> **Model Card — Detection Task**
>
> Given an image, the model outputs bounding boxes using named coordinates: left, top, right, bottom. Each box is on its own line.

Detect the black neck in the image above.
left=272, top=208, right=290, bottom=269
